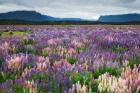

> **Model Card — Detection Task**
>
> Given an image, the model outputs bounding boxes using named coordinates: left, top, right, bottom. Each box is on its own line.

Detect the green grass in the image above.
left=0, top=30, right=30, bottom=37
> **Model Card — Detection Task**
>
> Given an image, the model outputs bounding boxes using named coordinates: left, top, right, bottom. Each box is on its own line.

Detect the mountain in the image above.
left=0, top=11, right=83, bottom=21
left=98, top=13, right=140, bottom=22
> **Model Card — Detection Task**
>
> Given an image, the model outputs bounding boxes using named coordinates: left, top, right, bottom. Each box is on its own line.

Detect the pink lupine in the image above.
left=121, top=65, right=140, bottom=92
left=36, top=57, right=50, bottom=71
left=42, top=47, right=52, bottom=55
left=47, top=39, right=57, bottom=46
left=104, top=34, right=114, bottom=41
left=6, top=56, right=22, bottom=70
left=71, top=40, right=84, bottom=48
left=53, top=59, right=72, bottom=72
left=68, top=47, right=76, bottom=56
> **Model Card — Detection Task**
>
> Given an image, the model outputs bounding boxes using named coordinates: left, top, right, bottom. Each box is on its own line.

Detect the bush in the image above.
left=91, top=80, right=99, bottom=93
left=76, top=47, right=86, bottom=53
left=110, top=43, right=128, bottom=53
left=0, top=72, right=5, bottom=83
left=0, top=33, right=2, bottom=36
left=13, top=84, right=24, bottom=93
left=67, top=57, right=77, bottom=64
left=94, top=66, right=120, bottom=78
left=9, top=31, right=13, bottom=36
left=15, top=47, right=35, bottom=54
left=23, top=39, right=35, bottom=45
left=68, top=72, right=83, bottom=84
left=0, top=56, right=3, bottom=68
left=128, top=56, right=140, bottom=68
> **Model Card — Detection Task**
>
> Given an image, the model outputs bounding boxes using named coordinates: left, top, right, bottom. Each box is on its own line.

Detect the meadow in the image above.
left=0, top=25, right=140, bottom=93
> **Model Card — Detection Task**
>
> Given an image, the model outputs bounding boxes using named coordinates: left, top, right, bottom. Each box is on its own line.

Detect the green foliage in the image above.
left=128, top=56, right=140, bottom=68
left=0, top=33, right=2, bottom=36
left=91, top=80, right=99, bottom=93
left=67, top=71, right=94, bottom=86
left=94, top=66, right=120, bottom=78
left=41, top=50, right=48, bottom=57
left=110, top=43, right=128, bottom=53
left=9, top=31, right=13, bottom=36
left=82, top=72, right=93, bottom=85
left=0, top=72, right=5, bottom=83
left=0, top=30, right=28, bottom=37
left=15, top=47, right=35, bottom=54
left=37, top=83, right=60, bottom=93
left=68, top=72, right=83, bottom=84
left=76, top=47, right=86, bottom=53
left=67, top=57, right=77, bottom=64
left=0, top=72, right=20, bottom=83
left=13, top=84, right=32, bottom=93
left=13, top=84, right=24, bottom=93
left=22, top=39, right=35, bottom=45
left=0, top=56, right=3, bottom=68
left=30, top=72, right=48, bottom=81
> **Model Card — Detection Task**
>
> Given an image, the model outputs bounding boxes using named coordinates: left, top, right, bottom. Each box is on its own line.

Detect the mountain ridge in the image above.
left=98, top=13, right=140, bottom=22
left=0, top=10, right=83, bottom=21
left=0, top=11, right=140, bottom=23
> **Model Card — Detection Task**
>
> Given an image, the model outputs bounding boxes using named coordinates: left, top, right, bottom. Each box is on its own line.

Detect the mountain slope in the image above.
left=98, top=13, right=140, bottom=22
left=0, top=11, right=82, bottom=21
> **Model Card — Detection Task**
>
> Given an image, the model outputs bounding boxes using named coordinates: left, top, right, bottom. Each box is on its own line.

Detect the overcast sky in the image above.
left=0, top=0, right=140, bottom=20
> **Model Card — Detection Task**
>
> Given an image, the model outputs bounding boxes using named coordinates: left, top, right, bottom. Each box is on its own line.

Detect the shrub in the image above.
left=110, top=43, right=128, bottom=53
left=76, top=47, right=86, bottom=53
left=94, top=66, right=120, bottom=78
left=9, top=31, right=13, bottom=36
left=68, top=72, right=83, bottom=84
left=128, top=56, right=140, bottom=68
left=22, top=39, right=35, bottom=45
left=67, top=57, right=77, bottom=64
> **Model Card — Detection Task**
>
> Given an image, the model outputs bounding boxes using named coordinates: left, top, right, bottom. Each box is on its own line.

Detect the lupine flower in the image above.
left=36, top=56, right=50, bottom=71
left=68, top=47, right=76, bottom=56
left=42, top=47, right=52, bottom=55
left=66, top=81, right=91, bottom=93
left=121, top=65, right=140, bottom=92
left=6, top=56, right=23, bottom=70
left=47, top=39, right=57, bottom=46
left=98, top=73, right=130, bottom=93
left=23, top=80, right=37, bottom=93
left=53, top=59, right=72, bottom=72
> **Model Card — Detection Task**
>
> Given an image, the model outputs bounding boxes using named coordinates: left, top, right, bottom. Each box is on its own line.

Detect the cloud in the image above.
left=0, top=0, right=140, bottom=20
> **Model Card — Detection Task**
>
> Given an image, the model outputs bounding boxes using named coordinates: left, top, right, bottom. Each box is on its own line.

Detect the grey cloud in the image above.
left=0, top=0, right=140, bottom=20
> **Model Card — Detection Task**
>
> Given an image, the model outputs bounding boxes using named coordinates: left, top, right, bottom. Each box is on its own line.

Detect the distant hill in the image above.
left=0, top=11, right=83, bottom=22
left=0, top=11, right=140, bottom=25
left=98, top=13, right=140, bottom=22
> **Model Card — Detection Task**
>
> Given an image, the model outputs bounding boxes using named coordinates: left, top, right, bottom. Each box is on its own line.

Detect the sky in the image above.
left=0, top=0, right=140, bottom=20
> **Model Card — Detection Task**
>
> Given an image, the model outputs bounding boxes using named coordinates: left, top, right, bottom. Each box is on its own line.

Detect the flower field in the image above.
left=0, top=25, right=140, bottom=93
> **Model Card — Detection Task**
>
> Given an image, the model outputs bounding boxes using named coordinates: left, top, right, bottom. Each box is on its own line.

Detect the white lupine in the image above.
left=23, top=80, right=37, bottom=93
left=98, top=73, right=131, bottom=93
left=67, top=81, right=90, bottom=93
left=22, top=67, right=31, bottom=77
